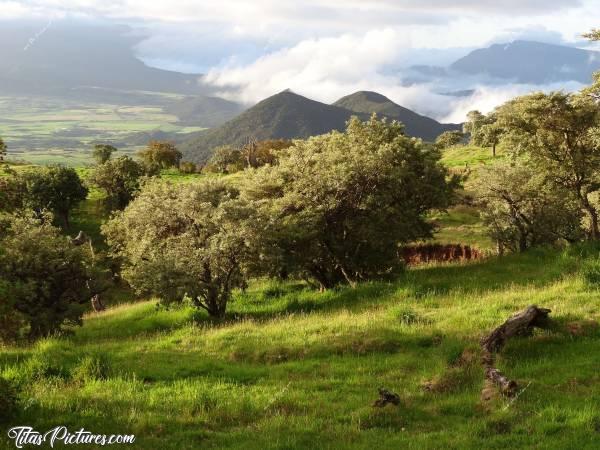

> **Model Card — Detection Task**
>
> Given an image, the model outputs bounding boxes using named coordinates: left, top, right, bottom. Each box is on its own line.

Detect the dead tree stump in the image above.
left=480, top=305, right=551, bottom=397
left=373, top=387, right=401, bottom=407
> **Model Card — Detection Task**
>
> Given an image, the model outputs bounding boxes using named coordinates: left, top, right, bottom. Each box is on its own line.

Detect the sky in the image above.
left=2, top=0, right=600, bottom=121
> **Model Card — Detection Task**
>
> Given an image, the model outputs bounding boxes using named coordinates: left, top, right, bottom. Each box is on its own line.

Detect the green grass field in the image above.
left=1, top=248, right=598, bottom=449
left=1, top=148, right=599, bottom=449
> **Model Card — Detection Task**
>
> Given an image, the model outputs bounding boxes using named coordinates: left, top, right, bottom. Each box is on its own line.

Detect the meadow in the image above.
left=0, top=247, right=598, bottom=449
left=1, top=146, right=599, bottom=449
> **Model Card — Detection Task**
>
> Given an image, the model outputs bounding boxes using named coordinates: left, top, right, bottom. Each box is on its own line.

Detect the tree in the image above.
left=137, top=141, right=182, bottom=171
left=473, top=164, right=583, bottom=253
left=495, top=92, right=600, bottom=240
left=0, top=212, right=93, bottom=341
left=88, top=156, right=145, bottom=210
left=244, top=116, right=458, bottom=290
left=0, top=167, right=25, bottom=213
left=103, top=180, right=255, bottom=318
left=435, top=130, right=465, bottom=149
left=17, top=166, right=88, bottom=228
left=582, top=29, right=600, bottom=101
left=0, top=138, right=6, bottom=162
left=241, top=139, right=293, bottom=168
left=463, top=110, right=503, bottom=157
left=205, top=145, right=243, bottom=174
left=92, top=144, right=116, bottom=165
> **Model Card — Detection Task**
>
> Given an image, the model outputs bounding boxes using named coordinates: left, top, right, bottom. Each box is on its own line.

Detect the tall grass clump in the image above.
left=71, top=355, right=111, bottom=383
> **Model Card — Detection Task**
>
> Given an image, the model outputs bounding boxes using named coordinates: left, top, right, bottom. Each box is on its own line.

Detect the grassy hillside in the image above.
left=1, top=248, right=599, bottom=449
left=165, top=95, right=244, bottom=127
left=3, top=148, right=597, bottom=449
left=180, top=91, right=360, bottom=164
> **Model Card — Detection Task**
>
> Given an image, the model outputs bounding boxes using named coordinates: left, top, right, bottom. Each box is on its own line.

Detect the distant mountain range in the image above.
left=0, top=23, right=209, bottom=97
left=180, top=90, right=460, bottom=163
left=3, top=21, right=600, bottom=160
left=411, top=40, right=600, bottom=86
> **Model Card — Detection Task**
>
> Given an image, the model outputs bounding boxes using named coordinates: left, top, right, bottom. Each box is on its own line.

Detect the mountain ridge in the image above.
left=449, top=40, right=600, bottom=84
left=180, top=90, right=459, bottom=163
left=333, top=91, right=461, bottom=140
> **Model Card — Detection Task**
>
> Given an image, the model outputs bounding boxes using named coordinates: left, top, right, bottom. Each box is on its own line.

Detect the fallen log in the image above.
left=481, top=305, right=551, bottom=354
left=480, top=305, right=551, bottom=397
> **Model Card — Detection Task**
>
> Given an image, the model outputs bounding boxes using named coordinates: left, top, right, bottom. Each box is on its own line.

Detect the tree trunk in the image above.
left=338, top=265, right=357, bottom=289
left=577, top=189, right=599, bottom=240
left=518, top=235, right=527, bottom=252
left=586, top=205, right=599, bottom=240
left=480, top=305, right=551, bottom=396
left=492, top=143, right=496, bottom=158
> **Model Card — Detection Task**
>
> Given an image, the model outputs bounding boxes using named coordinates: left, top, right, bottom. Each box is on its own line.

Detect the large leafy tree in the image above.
left=463, top=110, right=503, bottom=157
left=92, top=144, right=117, bottom=165
left=205, top=145, right=244, bottom=174
left=495, top=92, right=600, bottom=239
left=473, top=164, right=583, bottom=253
left=435, top=130, right=465, bottom=149
left=103, top=180, right=256, bottom=318
left=241, top=139, right=293, bottom=168
left=0, top=212, right=93, bottom=341
left=244, top=116, right=458, bottom=289
left=13, top=166, right=88, bottom=228
left=137, top=141, right=182, bottom=171
left=0, top=167, right=25, bottom=213
left=89, top=156, right=145, bottom=210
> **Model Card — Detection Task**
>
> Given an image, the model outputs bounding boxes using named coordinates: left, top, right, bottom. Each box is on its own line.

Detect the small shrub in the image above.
left=396, top=308, right=420, bottom=325
left=0, top=377, right=18, bottom=423
left=71, top=355, right=110, bottom=383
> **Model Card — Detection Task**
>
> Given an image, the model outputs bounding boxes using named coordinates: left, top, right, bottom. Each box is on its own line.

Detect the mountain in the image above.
left=450, top=40, right=600, bottom=84
left=165, top=95, right=245, bottom=127
left=181, top=90, right=460, bottom=163
left=334, top=91, right=461, bottom=141
left=0, top=22, right=210, bottom=97
left=180, top=90, right=359, bottom=163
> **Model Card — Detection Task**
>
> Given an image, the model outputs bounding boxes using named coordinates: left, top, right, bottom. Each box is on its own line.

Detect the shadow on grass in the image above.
left=213, top=247, right=578, bottom=324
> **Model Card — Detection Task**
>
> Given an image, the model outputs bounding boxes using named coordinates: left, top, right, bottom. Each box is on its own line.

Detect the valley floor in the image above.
left=1, top=247, right=599, bottom=449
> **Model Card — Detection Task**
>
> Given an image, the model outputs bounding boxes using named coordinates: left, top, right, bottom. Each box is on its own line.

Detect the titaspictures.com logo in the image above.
left=7, top=426, right=135, bottom=448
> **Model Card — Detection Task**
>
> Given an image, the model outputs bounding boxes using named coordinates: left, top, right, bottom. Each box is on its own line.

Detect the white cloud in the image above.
left=439, top=81, right=585, bottom=122
left=201, top=29, right=587, bottom=123
left=203, top=29, right=409, bottom=104
left=2, top=0, right=597, bottom=123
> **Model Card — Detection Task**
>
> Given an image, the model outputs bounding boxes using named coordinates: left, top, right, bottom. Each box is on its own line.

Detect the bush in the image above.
left=71, top=355, right=110, bottom=383
left=0, top=377, right=18, bottom=424
left=245, top=116, right=458, bottom=290
left=0, top=213, right=93, bottom=341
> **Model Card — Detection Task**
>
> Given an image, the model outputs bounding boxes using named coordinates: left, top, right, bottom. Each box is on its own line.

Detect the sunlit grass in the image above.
left=1, top=247, right=599, bottom=449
